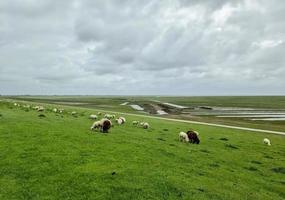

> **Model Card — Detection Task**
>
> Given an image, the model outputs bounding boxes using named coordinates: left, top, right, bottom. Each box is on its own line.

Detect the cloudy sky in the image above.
left=0, top=0, right=284, bottom=95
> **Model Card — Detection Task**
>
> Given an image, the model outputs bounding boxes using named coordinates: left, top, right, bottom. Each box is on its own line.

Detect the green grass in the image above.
left=0, top=101, right=284, bottom=199
left=8, top=95, right=285, bottom=109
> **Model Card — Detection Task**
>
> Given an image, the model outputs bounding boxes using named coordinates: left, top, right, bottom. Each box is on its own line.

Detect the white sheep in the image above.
left=142, top=122, right=150, bottom=129
left=71, top=111, right=77, bottom=115
left=53, top=108, right=58, bottom=113
left=104, top=114, right=113, bottom=119
left=59, top=109, right=64, bottom=113
left=90, top=120, right=101, bottom=130
left=119, top=117, right=126, bottom=123
left=37, top=106, right=44, bottom=112
left=179, top=132, right=189, bottom=142
left=23, top=105, right=31, bottom=109
left=89, top=114, right=98, bottom=120
left=116, top=118, right=124, bottom=125
left=263, top=138, right=271, bottom=146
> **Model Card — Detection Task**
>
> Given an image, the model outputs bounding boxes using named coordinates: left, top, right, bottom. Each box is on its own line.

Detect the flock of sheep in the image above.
left=89, top=113, right=150, bottom=133
left=10, top=102, right=272, bottom=146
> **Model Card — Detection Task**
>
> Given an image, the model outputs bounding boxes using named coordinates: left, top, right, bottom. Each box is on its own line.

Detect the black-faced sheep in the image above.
left=186, top=130, right=200, bottom=144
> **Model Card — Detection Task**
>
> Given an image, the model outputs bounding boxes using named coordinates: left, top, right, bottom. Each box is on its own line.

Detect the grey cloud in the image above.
left=0, top=0, right=284, bottom=95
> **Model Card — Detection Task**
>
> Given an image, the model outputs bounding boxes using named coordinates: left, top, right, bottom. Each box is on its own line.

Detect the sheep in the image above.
left=179, top=132, right=189, bottom=142
left=98, top=112, right=102, bottom=115
left=101, top=118, right=112, bottom=133
left=194, top=131, right=199, bottom=136
left=142, top=122, right=150, bottom=129
left=104, top=114, right=113, bottom=120
left=23, top=105, right=31, bottom=109
left=186, top=130, right=200, bottom=144
left=140, top=122, right=144, bottom=126
left=53, top=108, right=58, bottom=113
left=116, top=118, right=124, bottom=125
left=119, top=117, right=126, bottom=123
left=59, top=109, right=64, bottom=113
left=132, top=121, right=139, bottom=125
left=90, top=118, right=112, bottom=133
left=89, top=114, right=98, bottom=120
left=263, top=138, right=271, bottom=146
left=37, top=106, right=44, bottom=112
left=90, top=120, right=101, bottom=130
left=71, top=111, right=77, bottom=115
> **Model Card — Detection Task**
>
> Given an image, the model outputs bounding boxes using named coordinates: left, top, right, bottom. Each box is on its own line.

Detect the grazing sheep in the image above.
left=89, top=114, right=98, bottom=120
left=14, top=103, right=18, bottom=106
left=132, top=121, right=139, bottom=125
left=140, top=122, right=144, bottom=126
left=59, top=109, right=64, bottom=113
left=194, top=131, right=199, bottom=136
left=71, top=111, right=77, bottom=115
left=23, top=105, right=31, bottom=109
left=101, top=118, right=112, bottom=133
left=179, top=132, right=189, bottom=142
left=104, top=114, right=113, bottom=120
left=142, top=122, right=150, bottom=129
left=119, top=117, right=126, bottom=123
left=37, top=106, right=44, bottom=112
left=98, top=112, right=102, bottom=115
left=53, top=108, right=58, bottom=113
left=90, top=118, right=112, bottom=133
left=186, top=130, right=200, bottom=144
left=90, top=120, right=101, bottom=130
left=263, top=138, right=271, bottom=146
left=116, top=118, right=124, bottom=125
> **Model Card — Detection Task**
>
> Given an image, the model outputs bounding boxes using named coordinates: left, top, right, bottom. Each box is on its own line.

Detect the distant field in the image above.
left=8, top=95, right=285, bottom=109
left=5, top=96, right=285, bottom=132
left=153, top=96, right=285, bottom=109
left=0, top=100, right=284, bottom=199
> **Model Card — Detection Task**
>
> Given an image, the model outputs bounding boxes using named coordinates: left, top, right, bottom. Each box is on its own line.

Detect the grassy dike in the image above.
left=0, top=101, right=284, bottom=199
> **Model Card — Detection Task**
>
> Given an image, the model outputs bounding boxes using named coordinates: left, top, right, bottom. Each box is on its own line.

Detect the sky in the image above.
left=0, top=0, right=284, bottom=95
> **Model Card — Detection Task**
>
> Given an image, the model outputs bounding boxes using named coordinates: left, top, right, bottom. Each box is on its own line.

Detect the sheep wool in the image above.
left=263, top=138, right=271, bottom=146
left=142, top=122, right=149, bottom=129
left=179, top=132, right=189, bottom=142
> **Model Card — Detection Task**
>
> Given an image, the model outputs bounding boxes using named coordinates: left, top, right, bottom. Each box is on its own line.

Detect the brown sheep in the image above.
left=186, top=130, right=200, bottom=144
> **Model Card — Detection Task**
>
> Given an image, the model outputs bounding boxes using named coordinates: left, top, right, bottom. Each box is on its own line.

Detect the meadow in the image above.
left=0, top=99, right=284, bottom=199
